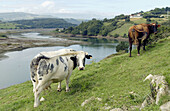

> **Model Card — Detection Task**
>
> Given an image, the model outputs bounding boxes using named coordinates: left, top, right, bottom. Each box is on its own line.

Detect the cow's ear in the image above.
left=85, top=55, right=92, bottom=59
left=157, top=25, right=161, bottom=27
left=70, top=56, right=76, bottom=61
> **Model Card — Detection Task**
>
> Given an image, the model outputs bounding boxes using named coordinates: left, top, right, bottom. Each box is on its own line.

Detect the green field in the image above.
left=0, top=23, right=18, bottom=29
left=109, top=17, right=167, bottom=37
left=130, top=18, right=147, bottom=24
left=0, top=36, right=169, bottom=110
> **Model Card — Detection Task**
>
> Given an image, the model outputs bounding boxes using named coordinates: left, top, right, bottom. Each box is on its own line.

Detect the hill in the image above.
left=8, top=18, right=77, bottom=29
left=0, top=12, right=86, bottom=25
left=64, top=18, right=87, bottom=25
left=61, top=7, right=169, bottom=37
left=0, top=35, right=169, bottom=110
left=0, top=12, right=52, bottom=21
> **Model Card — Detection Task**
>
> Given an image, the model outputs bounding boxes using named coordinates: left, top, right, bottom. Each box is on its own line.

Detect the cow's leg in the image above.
left=34, top=82, right=46, bottom=107
left=32, top=76, right=38, bottom=93
left=65, top=73, right=72, bottom=92
left=143, top=39, right=147, bottom=51
left=129, top=39, right=133, bottom=57
left=57, top=82, right=62, bottom=92
left=137, top=40, right=141, bottom=56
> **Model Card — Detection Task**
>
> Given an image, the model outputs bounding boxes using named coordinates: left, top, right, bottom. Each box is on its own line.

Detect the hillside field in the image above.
left=109, top=17, right=168, bottom=37
left=0, top=37, right=170, bottom=111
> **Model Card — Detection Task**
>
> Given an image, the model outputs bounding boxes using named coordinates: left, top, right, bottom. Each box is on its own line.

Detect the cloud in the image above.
left=41, top=1, right=55, bottom=8
left=57, top=9, right=73, bottom=13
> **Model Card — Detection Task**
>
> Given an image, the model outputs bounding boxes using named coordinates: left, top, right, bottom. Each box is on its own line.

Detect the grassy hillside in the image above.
left=109, top=23, right=133, bottom=37
left=0, top=38, right=170, bottom=111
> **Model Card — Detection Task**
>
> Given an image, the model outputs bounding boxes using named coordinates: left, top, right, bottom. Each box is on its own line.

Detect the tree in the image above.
left=125, top=16, right=130, bottom=22
left=67, top=27, right=74, bottom=33
left=82, top=29, right=87, bottom=36
left=101, top=28, right=109, bottom=36
left=55, top=28, right=59, bottom=32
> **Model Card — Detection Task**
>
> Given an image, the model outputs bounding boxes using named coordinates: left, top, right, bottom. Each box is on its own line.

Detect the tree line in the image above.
left=60, top=17, right=128, bottom=37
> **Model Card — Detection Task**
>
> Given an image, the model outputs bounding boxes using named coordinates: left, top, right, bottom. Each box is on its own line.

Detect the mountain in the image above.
left=64, top=18, right=85, bottom=25
left=0, top=12, right=53, bottom=21
left=0, top=12, right=87, bottom=25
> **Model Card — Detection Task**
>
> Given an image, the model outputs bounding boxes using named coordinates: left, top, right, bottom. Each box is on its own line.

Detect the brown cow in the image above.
left=128, top=23, right=160, bottom=57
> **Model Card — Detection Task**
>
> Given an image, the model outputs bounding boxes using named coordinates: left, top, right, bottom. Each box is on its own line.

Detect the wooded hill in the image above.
left=60, top=7, right=169, bottom=37
left=8, top=18, right=77, bottom=29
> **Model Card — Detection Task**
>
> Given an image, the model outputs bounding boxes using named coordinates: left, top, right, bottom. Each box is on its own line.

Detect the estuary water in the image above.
left=0, top=32, right=119, bottom=89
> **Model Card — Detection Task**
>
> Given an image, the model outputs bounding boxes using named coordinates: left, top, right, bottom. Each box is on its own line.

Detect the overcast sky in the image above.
left=0, top=0, right=169, bottom=19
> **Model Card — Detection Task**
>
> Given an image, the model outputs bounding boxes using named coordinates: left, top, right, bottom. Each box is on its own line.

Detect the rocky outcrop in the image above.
left=140, top=74, right=170, bottom=110
left=160, top=101, right=170, bottom=111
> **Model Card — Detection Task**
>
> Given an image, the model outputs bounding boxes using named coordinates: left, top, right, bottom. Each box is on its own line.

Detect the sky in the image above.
left=0, top=0, right=169, bottom=19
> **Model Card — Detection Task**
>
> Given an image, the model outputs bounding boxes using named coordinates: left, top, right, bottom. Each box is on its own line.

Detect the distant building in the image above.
left=130, top=13, right=143, bottom=18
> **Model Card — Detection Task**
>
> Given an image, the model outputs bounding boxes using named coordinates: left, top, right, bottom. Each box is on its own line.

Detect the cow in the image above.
left=30, top=49, right=92, bottom=107
left=128, top=23, right=160, bottom=57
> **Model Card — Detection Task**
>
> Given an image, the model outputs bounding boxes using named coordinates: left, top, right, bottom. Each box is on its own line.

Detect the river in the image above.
left=0, top=32, right=119, bottom=89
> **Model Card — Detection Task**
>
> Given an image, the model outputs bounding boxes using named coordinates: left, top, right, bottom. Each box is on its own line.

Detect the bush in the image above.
left=116, top=41, right=129, bottom=52
left=113, top=33, right=119, bottom=38
left=0, top=34, right=8, bottom=38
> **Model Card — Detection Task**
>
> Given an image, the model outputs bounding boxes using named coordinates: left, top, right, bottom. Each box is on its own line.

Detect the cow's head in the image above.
left=70, top=51, right=92, bottom=70
left=150, top=23, right=161, bottom=34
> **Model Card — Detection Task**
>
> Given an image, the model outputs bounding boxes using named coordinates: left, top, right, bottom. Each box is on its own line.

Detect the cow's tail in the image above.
left=30, top=55, right=49, bottom=83
left=30, top=58, right=39, bottom=83
left=128, top=28, right=139, bottom=45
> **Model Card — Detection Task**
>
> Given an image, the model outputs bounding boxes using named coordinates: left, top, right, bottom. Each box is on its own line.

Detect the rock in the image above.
left=140, top=95, right=155, bottom=110
left=81, top=97, right=102, bottom=107
left=160, top=101, right=170, bottom=111
left=104, top=106, right=111, bottom=110
left=144, top=74, right=169, bottom=105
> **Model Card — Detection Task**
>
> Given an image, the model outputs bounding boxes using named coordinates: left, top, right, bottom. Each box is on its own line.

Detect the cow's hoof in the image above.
left=66, top=89, right=70, bottom=92
left=137, top=54, right=140, bottom=56
left=57, top=88, right=62, bottom=92
left=34, top=103, right=40, bottom=108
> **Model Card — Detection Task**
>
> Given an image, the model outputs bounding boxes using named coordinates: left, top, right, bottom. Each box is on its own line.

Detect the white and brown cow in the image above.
left=30, top=49, right=92, bottom=107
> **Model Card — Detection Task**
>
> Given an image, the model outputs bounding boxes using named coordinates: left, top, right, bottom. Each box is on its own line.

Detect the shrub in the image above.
left=0, top=34, right=8, bottom=38
left=116, top=41, right=129, bottom=52
left=113, top=33, right=119, bottom=38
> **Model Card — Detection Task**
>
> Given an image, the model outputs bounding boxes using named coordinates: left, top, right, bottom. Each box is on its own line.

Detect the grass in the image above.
left=109, top=23, right=133, bottom=36
left=0, top=38, right=170, bottom=111
left=130, top=18, right=147, bottom=24
left=103, top=22, right=112, bottom=26
left=109, top=17, right=167, bottom=37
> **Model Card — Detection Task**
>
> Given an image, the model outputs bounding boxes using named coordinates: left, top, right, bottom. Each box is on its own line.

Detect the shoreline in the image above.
left=52, top=32, right=129, bottom=42
left=0, top=29, right=128, bottom=61
left=0, top=36, right=86, bottom=61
